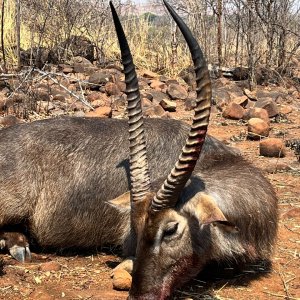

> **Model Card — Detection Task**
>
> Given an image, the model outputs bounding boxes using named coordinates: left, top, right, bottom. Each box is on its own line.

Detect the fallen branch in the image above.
left=35, top=69, right=93, bottom=110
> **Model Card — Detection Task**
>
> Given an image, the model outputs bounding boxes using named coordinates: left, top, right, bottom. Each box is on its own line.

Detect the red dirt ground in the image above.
left=0, top=105, right=299, bottom=300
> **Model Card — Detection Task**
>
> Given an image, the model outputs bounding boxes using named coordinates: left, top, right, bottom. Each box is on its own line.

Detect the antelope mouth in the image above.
left=129, top=254, right=202, bottom=300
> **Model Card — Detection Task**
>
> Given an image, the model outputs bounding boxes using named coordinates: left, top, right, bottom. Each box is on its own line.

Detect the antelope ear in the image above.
left=107, top=191, right=131, bottom=212
left=195, top=193, right=239, bottom=233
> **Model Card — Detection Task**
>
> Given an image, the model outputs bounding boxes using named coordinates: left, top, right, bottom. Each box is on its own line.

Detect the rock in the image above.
left=158, top=75, right=169, bottom=82
left=166, top=79, right=179, bottom=86
left=88, top=71, right=113, bottom=89
left=232, top=67, right=249, bottom=80
left=147, top=90, right=170, bottom=105
left=243, top=108, right=270, bottom=124
left=179, top=66, right=196, bottom=88
left=71, top=56, right=97, bottom=74
left=167, top=84, right=188, bottom=100
left=222, top=102, right=244, bottom=120
left=142, top=98, right=153, bottom=109
left=105, top=82, right=121, bottom=96
left=243, top=88, right=257, bottom=101
left=255, top=98, right=279, bottom=117
left=214, top=88, right=231, bottom=110
left=112, top=269, right=132, bottom=291
left=184, top=98, right=196, bottom=111
left=116, top=81, right=126, bottom=93
left=233, top=95, right=248, bottom=108
left=150, top=80, right=167, bottom=91
left=87, top=92, right=107, bottom=103
left=259, top=138, right=286, bottom=158
left=85, top=106, right=112, bottom=118
left=0, top=115, right=22, bottom=126
left=160, top=98, right=176, bottom=112
left=52, top=94, right=68, bottom=102
left=144, top=104, right=165, bottom=117
left=62, top=66, right=73, bottom=74
left=247, top=118, right=270, bottom=140
left=73, top=111, right=85, bottom=117
left=111, top=94, right=127, bottom=111
left=141, top=92, right=153, bottom=101
left=140, top=69, right=159, bottom=79
left=50, top=36, right=94, bottom=63
left=39, top=261, right=61, bottom=272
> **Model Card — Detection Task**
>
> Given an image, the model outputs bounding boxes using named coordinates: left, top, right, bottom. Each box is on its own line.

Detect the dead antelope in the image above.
left=1, top=14, right=238, bottom=264
left=110, top=0, right=278, bottom=299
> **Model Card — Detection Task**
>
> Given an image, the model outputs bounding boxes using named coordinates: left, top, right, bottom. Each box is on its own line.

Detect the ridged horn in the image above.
left=151, top=0, right=212, bottom=211
left=110, top=1, right=151, bottom=203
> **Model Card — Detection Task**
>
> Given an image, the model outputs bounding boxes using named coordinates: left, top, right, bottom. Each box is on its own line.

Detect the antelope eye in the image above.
left=163, top=222, right=179, bottom=238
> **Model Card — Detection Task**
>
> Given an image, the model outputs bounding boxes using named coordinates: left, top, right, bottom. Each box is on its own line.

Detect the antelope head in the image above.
left=110, top=1, right=235, bottom=298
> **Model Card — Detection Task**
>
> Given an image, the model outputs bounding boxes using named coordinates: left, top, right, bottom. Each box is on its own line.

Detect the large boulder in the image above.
left=49, top=35, right=94, bottom=63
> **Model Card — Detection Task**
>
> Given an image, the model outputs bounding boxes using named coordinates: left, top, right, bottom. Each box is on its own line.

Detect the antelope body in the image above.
left=0, top=117, right=237, bottom=250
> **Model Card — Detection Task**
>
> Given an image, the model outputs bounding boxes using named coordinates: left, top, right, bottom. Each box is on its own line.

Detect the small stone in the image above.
left=147, top=90, right=170, bottom=105
left=71, top=56, right=97, bottom=74
left=243, top=108, right=270, bottom=124
left=113, top=269, right=132, bottom=291
left=73, top=111, right=85, bottom=117
left=259, top=138, right=286, bottom=157
left=105, top=82, right=121, bottom=96
left=255, top=98, right=279, bottom=117
left=167, top=84, right=188, bottom=100
left=144, top=104, right=165, bottom=117
left=247, top=118, right=270, bottom=140
left=150, top=80, right=167, bottom=91
left=160, top=98, right=176, bottom=112
left=140, top=69, right=159, bottom=79
left=88, top=71, right=113, bottom=89
left=142, top=98, right=153, bottom=109
left=184, top=98, right=196, bottom=111
left=116, top=81, right=126, bottom=93
left=233, top=95, right=248, bottom=108
left=222, top=102, right=244, bottom=120
left=85, top=106, right=112, bottom=118
left=111, top=94, right=127, bottom=111
left=243, top=88, right=257, bottom=101
left=52, top=94, right=67, bottom=102
left=39, top=261, right=61, bottom=272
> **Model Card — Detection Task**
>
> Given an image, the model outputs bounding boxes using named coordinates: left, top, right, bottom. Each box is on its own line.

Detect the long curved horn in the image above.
left=151, top=0, right=212, bottom=211
left=110, top=1, right=151, bottom=203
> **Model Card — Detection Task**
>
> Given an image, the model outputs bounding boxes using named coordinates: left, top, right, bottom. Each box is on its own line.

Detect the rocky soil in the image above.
left=0, top=58, right=299, bottom=299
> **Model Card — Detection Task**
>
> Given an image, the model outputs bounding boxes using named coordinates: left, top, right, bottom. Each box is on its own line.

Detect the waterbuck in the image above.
left=109, top=0, right=278, bottom=299
left=1, top=19, right=238, bottom=264
left=0, top=1, right=277, bottom=298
